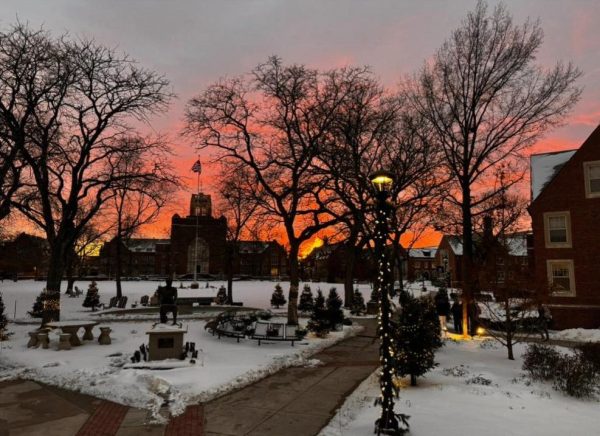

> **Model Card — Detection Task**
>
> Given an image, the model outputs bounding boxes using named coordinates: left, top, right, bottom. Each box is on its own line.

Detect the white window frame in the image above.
left=584, top=160, right=600, bottom=198
left=547, top=259, right=576, bottom=297
left=544, top=211, right=572, bottom=248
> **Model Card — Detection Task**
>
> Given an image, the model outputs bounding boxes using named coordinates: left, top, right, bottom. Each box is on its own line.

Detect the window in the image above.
left=544, top=212, right=571, bottom=248
left=497, top=270, right=505, bottom=284
left=547, top=260, right=575, bottom=296
left=584, top=161, right=600, bottom=198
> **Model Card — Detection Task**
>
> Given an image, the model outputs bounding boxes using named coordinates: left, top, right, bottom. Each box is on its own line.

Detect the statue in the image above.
left=158, top=276, right=178, bottom=324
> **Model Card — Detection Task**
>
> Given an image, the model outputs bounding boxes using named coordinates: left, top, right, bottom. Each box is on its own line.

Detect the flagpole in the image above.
left=193, top=159, right=200, bottom=284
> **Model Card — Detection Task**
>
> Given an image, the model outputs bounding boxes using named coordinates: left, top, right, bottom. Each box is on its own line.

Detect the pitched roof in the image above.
left=530, top=150, right=577, bottom=201
left=408, top=247, right=437, bottom=259
left=441, top=234, right=528, bottom=257
left=125, top=238, right=170, bottom=253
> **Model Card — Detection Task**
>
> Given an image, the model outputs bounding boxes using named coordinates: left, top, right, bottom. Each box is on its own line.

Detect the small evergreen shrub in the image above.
left=0, top=292, right=8, bottom=340
left=552, top=354, right=598, bottom=398
left=350, top=288, right=366, bottom=315
left=392, top=291, right=443, bottom=386
left=326, top=287, right=344, bottom=331
left=270, top=283, right=287, bottom=308
left=522, top=344, right=562, bottom=381
left=82, top=281, right=101, bottom=311
left=214, top=285, right=228, bottom=305
left=298, top=284, right=314, bottom=314
left=576, top=342, right=600, bottom=372
left=29, top=289, right=47, bottom=318
left=308, top=289, right=329, bottom=337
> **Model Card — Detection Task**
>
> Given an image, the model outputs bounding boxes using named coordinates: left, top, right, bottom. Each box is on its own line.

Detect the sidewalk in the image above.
left=0, top=319, right=379, bottom=436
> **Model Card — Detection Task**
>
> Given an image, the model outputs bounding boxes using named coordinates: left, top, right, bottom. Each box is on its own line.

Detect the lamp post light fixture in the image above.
left=369, top=169, right=408, bottom=435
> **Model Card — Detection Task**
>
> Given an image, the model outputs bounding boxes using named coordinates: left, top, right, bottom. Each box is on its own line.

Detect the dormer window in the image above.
left=584, top=161, right=600, bottom=198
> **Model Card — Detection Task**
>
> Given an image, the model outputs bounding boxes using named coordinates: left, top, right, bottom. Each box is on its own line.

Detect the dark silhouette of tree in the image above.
left=403, top=1, right=581, bottom=336
left=4, top=24, right=172, bottom=324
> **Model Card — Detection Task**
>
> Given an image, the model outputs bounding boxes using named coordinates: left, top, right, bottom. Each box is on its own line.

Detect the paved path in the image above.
left=203, top=319, right=378, bottom=436
left=0, top=319, right=378, bottom=436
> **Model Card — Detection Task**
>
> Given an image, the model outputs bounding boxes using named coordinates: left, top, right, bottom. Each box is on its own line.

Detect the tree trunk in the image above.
left=343, top=242, right=357, bottom=308
left=461, top=183, right=474, bottom=338
left=226, top=241, right=234, bottom=304
left=115, top=236, right=123, bottom=299
left=43, top=244, right=66, bottom=325
left=65, top=256, right=75, bottom=295
left=287, top=244, right=300, bottom=325
left=410, top=374, right=417, bottom=386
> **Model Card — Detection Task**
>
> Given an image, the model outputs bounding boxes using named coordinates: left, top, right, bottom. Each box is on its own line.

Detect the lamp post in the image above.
left=369, top=170, right=407, bottom=435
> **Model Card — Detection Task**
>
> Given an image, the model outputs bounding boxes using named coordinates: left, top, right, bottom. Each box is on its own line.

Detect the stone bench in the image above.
left=98, top=326, right=112, bottom=345
left=58, top=333, right=72, bottom=350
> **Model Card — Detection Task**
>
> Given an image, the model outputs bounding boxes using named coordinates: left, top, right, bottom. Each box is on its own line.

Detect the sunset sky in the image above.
left=2, top=1, right=599, bottom=250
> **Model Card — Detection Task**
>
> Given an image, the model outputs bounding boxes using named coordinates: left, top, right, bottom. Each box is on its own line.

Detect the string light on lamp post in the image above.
left=369, top=169, right=409, bottom=435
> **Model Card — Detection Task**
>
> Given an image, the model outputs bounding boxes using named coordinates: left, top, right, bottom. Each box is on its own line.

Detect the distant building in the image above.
left=0, top=233, right=49, bottom=278
left=406, top=247, right=438, bottom=282
left=301, top=241, right=374, bottom=283
left=235, top=241, right=288, bottom=278
left=98, top=238, right=170, bottom=278
left=529, top=125, right=600, bottom=328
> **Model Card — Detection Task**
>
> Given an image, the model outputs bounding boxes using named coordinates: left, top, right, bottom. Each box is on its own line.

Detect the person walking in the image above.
left=451, top=297, right=462, bottom=334
left=434, top=289, right=451, bottom=337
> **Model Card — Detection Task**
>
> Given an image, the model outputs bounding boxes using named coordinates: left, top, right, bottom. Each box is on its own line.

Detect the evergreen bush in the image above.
left=392, top=291, right=443, bottom=386
left=552, top=354, right=598, bottom=398
left=307, top=289, right=329, bottom=337
left=298, top=284, right=314, bottom=314
left=82, top=281, right=100, bottom=311
left=214, top=285, right=228, bottom=305
left=29, top=289, right=47, bottom=318
left=350, top=288, right=366, bottom=315
left=0, top=292, right=8, bottom=340
left=326, top=287, right=344, bottom=331
left=576, top=342, right=600, bottom=372
left=270, top=283, right=287, bottom=308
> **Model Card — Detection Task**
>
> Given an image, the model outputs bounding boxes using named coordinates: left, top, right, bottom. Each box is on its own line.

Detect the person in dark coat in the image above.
left=434, top=289, right=451, bottom=337
left=467, top=301, right=480, bottom=336
left=451, top=297, right=463, bottom=334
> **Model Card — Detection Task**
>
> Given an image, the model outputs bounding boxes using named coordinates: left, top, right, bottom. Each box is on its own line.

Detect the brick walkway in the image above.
left=76, top=401, right=129, bottom=436
left=0, top=319, right=378, bottom=436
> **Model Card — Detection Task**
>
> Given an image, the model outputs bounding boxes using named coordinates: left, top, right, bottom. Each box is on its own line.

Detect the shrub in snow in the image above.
left=552, top=354, right=598, bottom=398
left=466, top=375, right=493, bottom=386
left=298, top=284, right=314, bottom=314
left=270, top=283, right=286, bottom=308
left=0, top=292, right=8, bottom=340
left=522, top=344, right=562, bottom=381
left=308, top=289, right=329, bottom=337
left=392, top=291, right=443, bottom=386
left=325, top=287, right=344, bottom=331
left=82, top=281, right=101, bottom=311
left=576, top=342, right=600, bottom=372
left=214, top=286, right=228, bottom=305
left=350, top=288, right=366, bottom=315
left=29, top=289, right=47, bottom=318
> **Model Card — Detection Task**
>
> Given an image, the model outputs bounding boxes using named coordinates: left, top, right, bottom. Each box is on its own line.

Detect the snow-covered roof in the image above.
left=125, top=239, right=169, bottom=253
left=530, top=150, right=576, bottom=201
left=504, top=234, right=528, bottom=257
left=447, top=236, right=463, bottom=256
left=238, top=241, right=270, bottom=254
left=408, top=248, right=437, bottom=259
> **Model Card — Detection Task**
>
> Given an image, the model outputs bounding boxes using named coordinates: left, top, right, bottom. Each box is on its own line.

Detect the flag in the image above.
left=191, top=159, right=202, bottom=174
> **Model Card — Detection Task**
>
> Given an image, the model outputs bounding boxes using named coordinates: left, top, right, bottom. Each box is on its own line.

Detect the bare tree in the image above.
left=217, top=163, right=260, bottom=303
left=5, top=24, right=172, bottom=323
left=109, top=136, right=179, bottom=298
left=185, top=57, right=362, bottom=324
left=404, top=1, right=581, bottom=336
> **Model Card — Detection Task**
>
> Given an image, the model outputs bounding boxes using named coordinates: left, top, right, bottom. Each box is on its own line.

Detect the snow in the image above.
left=320, top=338, right=600, bottom=436
left=551, top=328, right=600, bottom=343
left=531, top=150, right=576, bottom=201
left=0, top=318, right=362, bottom=420
left=0, top=279, right=375, bottom=322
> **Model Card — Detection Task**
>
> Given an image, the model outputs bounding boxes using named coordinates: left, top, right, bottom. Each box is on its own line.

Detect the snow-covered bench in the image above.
left=214, top=321, right=246, bottom=343
left=251, top=321, right=302, bottom=346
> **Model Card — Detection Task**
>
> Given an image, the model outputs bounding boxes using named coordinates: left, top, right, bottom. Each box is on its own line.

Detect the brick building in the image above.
left=406, top=247, right=438, bottom=281
left=98, top=238, right=170, bottom=278
left=529, top=125, right=600, bottom=328
left=236, top=241, right=288, bottom=278
left=0, top=233, right=49, bottom=278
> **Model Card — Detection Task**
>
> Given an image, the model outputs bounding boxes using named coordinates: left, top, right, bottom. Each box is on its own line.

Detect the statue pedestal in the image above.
left=366, top=301, right=379, bottom=315
left=146, top=324, right=187, bottom=361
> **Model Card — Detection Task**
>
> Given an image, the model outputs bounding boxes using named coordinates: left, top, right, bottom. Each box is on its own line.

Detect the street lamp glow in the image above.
left=369, top=170, right=395, bottom=194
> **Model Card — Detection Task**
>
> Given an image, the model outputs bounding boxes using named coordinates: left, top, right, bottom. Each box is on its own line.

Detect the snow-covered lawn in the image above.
left=0, top=319, right=361, bottom=420
left=0, top=279, right=377, bottom=322
left=320, top=337, right=599, bottom=436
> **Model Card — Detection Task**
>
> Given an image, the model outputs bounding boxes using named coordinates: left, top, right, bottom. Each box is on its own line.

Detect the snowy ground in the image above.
left=0, top=279, right=379, bottom=322
left=320, top=337, right=599, bottom=436
left=0, top=318, right=361, bottom=420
